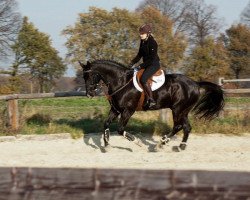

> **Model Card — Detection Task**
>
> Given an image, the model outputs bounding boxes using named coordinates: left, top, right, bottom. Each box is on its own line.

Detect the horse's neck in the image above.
left=94, top=64, right=129, bottom=92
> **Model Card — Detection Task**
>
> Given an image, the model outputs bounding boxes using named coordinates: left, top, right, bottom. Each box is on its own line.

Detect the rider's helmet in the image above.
left=139, top=24, right=152, bottom=34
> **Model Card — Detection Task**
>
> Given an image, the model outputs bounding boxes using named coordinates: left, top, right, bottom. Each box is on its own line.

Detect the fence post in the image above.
left=7, top=99, right=19, bottom=131
left=159, top=109, right=172, bottom=125
left=218, top=77, right=224, bottom=86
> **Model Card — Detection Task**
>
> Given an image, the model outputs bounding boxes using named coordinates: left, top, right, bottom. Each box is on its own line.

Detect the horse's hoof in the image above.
left=179, top=143, right=187, bottom=151
left=172, top=146, right=182, bottom=152
left=123, top=131, right=135, bottom=141
left=104, top=141, right=109, bottom=147
left=161, top=137, right=170, bottom=145
left=101, top=144, right=111, bottom=153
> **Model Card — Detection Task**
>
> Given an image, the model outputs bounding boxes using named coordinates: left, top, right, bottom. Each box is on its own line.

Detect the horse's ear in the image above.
left=78, top=61, right=85, bottom=69
left=85, top=61, right=91, bottom=70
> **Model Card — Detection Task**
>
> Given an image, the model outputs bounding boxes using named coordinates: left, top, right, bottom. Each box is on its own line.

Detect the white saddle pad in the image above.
left=133, top=70, right=165, bottom=92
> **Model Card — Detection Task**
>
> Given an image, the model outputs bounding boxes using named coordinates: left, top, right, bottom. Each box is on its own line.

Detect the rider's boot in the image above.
left=142, top=82, right=156, bottom=109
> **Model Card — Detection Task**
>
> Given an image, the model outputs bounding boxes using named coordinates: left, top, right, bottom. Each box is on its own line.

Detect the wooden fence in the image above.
left=0, top=87, right=249, bottom=130
left=0, top=167, right=249, bottom=200
left=218, top=78, right=250, bottom=85
left=0, top=92, right=86, bottom=131
left=219, top=78, right=250, bottom=94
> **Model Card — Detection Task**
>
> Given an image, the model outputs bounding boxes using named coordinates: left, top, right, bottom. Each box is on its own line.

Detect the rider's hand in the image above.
left=132, top=65, right=141, bottom=71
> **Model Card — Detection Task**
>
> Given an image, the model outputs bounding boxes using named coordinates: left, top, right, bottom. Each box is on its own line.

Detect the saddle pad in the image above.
left=133, top=70, right=165, bottom=92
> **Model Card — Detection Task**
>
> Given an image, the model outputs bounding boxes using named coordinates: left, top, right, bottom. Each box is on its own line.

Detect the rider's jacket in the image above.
left=130, top=35, right=160, bottom=69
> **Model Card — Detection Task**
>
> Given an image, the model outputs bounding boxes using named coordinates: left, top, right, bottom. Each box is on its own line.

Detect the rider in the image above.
left=129, top=23, right=160, bottom=108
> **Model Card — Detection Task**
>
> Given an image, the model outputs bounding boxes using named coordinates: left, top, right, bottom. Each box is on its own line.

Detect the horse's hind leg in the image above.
left=179, top=116, right=191, bottom=151
left=103, top=108, right=119, bottom=147
left=160, top=108, right=184, bottom=145
left=161, top=124, right=182, bottom=145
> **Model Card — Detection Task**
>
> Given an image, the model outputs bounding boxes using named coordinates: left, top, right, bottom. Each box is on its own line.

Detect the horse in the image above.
left=79, top=59, right=224, bottom=151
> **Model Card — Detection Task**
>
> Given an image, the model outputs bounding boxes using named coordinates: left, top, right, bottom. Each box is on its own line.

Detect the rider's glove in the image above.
left=132, top=65, right=141, bottom=72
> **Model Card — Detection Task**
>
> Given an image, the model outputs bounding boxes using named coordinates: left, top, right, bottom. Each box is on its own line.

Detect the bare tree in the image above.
left=185, top=0, right=221, bottom=46
left=0, top=0, right=21, bottom=59
left=240, top=0, right=250, bottom=27
left=137, top=0, right=193, bottom=34
left=137, top=0, right=222, bottom=46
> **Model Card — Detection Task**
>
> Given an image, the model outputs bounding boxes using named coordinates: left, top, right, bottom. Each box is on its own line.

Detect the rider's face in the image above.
left=140, top=33, right=148, bottom=40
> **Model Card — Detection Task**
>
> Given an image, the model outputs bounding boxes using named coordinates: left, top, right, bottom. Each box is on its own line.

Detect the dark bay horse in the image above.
left=79, top=60, right=224, bottom=151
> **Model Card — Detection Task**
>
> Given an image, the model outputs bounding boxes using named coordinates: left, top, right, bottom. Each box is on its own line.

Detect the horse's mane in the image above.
left=91, top=59, right=130, bottom=70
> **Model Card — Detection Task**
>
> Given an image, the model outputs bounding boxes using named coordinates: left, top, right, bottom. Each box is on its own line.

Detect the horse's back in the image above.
left=163, top=73, right=200, bottom=106
left=165, top=73, right=197, bottom=85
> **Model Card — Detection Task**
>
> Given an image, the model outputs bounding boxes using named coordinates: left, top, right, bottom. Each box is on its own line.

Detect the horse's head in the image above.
left=79, top=61, right=101, bottom=97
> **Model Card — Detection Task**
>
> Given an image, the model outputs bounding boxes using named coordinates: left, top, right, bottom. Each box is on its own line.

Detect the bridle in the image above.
left=84, top=69, right=133, bottom=113
left=83, top=70, right=101, bottom=94
left=84, top=69, right=133, bottom=97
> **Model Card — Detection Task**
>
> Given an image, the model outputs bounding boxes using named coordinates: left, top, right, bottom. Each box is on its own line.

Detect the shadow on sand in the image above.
left=55, top=118, right=172, bottom=153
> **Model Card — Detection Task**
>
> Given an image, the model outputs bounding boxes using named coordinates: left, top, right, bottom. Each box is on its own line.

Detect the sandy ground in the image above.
left=0, top=133, right=249, bottom=172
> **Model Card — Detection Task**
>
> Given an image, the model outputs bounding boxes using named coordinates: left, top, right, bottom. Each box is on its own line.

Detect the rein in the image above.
left=100, top=77, right=133, bottom=100
left=96, top=70, right=133, bottom=99
left=87, top=68, right=134, bottom=113
left=99, top=76, right=133, bottom=114
left=108, top=78, right=133, bottom=97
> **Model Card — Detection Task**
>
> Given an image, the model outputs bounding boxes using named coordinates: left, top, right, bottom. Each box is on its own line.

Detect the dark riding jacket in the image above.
left=130, top=35, right=160, bottom=69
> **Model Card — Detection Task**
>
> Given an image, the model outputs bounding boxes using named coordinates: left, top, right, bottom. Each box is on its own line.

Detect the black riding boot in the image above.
left=142, top=83, right=156, bottom=108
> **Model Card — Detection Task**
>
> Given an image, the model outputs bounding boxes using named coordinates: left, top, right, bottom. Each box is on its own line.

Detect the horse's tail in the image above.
left=193, top=81, right=225, bottom=120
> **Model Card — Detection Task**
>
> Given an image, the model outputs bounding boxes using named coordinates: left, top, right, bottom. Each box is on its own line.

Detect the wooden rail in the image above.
left=219, top=78, right=250, bottom=85
left=0, top=91, right=86, bottom=100
left=0, top=167, right=249, bottom=200
left=0, top=92, right=86, bottom=131
left=0, top=89, right=249, bottom=131
left=219, top=78, right=250, bottom=94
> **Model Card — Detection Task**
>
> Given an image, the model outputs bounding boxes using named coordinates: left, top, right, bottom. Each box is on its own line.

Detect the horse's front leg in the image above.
left=103, top=108, right=119, bottom=147
left=117, top=109, right=135, bottom=141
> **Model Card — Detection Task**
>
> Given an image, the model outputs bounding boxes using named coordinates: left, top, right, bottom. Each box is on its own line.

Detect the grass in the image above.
left=0, top=96, right=249, bottom=136
left=225, top=97, right=250, bottom=104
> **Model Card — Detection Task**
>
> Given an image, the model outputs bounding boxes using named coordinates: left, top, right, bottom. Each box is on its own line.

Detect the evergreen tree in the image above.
left=11, top=17, right=66, bottom=92
left=223, top=24, right=250, bottom=78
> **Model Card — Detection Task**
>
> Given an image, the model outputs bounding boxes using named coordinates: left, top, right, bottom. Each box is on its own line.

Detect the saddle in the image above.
left=133, top=68, right=165, bottom=111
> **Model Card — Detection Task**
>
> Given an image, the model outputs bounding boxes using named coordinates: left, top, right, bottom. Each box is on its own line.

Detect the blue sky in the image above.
left=7, top=0, right=250, bottom=76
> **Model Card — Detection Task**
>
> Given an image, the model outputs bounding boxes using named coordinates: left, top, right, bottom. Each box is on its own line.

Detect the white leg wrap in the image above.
left=161, top=135, right=170, bottom=143
left=105, top=128, right=109, bottom=133
left=123, top=131, right=127, bottom=138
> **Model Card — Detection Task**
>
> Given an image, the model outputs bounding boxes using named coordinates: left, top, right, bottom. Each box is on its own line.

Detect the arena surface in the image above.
left=0, top=133, right=249, bottom=171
